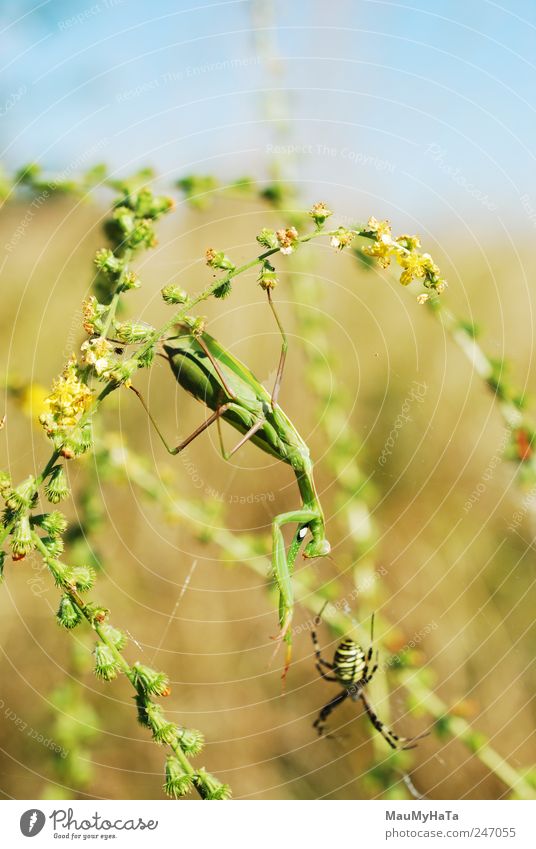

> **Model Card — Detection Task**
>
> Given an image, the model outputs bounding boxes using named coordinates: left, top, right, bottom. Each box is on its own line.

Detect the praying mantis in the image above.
left=130, top=290, right=330, bottom=677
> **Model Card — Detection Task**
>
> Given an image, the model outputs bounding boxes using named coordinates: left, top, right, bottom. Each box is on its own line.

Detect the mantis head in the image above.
left=303, top=536, right=331, bottom=559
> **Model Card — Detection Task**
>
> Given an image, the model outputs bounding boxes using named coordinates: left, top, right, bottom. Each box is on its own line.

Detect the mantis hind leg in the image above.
left=216, top=415, right=265, bottom=460
left=266, top=288, right=288, bottom=408
left=129, top=385, right=231, bottom=455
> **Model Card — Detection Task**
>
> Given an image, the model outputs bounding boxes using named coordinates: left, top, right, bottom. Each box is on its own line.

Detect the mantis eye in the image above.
left=297, top=526, right=309, bottom=540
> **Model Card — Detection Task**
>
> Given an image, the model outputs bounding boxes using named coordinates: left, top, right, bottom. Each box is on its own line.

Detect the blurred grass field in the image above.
left=0, top=191, right=535, bottom=800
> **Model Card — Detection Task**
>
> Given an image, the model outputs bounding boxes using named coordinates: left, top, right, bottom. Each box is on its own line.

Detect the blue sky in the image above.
left=2, top=0, right=536, bottom=230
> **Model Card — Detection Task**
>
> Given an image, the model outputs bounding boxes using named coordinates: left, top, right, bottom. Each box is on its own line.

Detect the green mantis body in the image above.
left=137, top=324, right=330, bottom=675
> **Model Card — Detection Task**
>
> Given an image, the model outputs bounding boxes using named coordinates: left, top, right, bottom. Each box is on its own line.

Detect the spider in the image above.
left=311, top=609, right=428, bottom=750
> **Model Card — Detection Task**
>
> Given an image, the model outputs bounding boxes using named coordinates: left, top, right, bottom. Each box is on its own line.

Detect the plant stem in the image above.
left=31, top=532, right=211, bottom=800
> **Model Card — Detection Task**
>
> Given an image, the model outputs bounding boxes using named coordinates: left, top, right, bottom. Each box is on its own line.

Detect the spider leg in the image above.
left=313, top=689, right=348, bottom=736
left=358, top=690, right=429, bottom=750
left=316, top=665, right=337, bottom=682
left=310, top=609, right=337, bottom=681
left=363, top=654, right=379, bottom=686
left=365, top=612, right=376, bottom=665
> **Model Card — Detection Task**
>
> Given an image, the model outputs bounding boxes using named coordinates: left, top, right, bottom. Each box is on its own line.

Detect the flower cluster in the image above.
left=362, top=217, right=447, bottom=292
left=255, top=224, right=300, bottom=255
left=82, top=296, right=109, bottom=335
left=0, top=467, right=73, bottom=565
left=94, top=186, right=173, bottom=306
left=205, top=248, right=236, bottom=298
left=80, top=337, right=115, bottom=376
left=39, top=357, right=93, bottom=454
left=330, top=226, right=355, bottom=251
left=309, top=201, right=333, bottom=228
left=164, top=758, right=231, bottom=800
left=275, top=226, right=299, bottom=254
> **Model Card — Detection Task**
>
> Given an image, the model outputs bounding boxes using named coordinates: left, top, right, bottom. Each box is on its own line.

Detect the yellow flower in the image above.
left=396, top=233, right=421, bottom=251
left=397, top=252, right=427, bottom=285
left=367, top=216, right=392, bottom=240
left=362, top=238, right=394, bottom=268
left=362, top=218, right=395, bottom=267
left=309, top=202, right=333, bottom=226
left=82, top=296, right=99, bottom=334
left=81, top=338, right=115, bottom=376
left=41, top=357, right=93, bottom=431
left=330, top=227, right=355, bottom=251
left=396, top=250, right=440, bottom=286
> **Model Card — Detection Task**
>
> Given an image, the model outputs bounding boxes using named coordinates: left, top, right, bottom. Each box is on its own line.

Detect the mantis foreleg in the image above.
left=271, top=506, right=325, bottom=680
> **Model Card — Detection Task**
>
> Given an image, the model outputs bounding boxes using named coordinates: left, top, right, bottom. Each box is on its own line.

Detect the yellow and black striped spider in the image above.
left=311, top=610, right=428, bottom=750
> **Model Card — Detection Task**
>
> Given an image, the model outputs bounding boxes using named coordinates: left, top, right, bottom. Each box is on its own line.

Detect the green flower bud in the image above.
left=258, top=260, right=278, bottom=290
left=213, top=279, right=232, bottom=299
left=131, top=662, right=170, bottom=696
left=41, top=535, right=64, bottom=559
left=105, top=358, right=138, bottom=386
left=66, top=564, right=96, bottom=592
left=135, top=693, right=152, bottom=728
left=161, top=285, right=189, bottom=305
left=114, top=321, right=155, bottom=344
left=152, top=722, right=178, bottom=745
left=84, top=604, right=109, bottom=625
left=5, top=475, right=37, bottom=512
left=164, top=757, right=194, bottom=798
left=112, top=206, right=136, bottom=235
left=182, top=315, right=206, bottom=338
left=136, top=344, right=156, bottom=370
left=121, top=270, right=140, bottom=291
left=128, top=219, right=156, bottom=249
left=57, top=595, right=82, bottom=629
left=205, top=248, right=235, bottom=271
left=256, top=228, right=279, bottom=249
left=11, top=516, right=34, bottom=558
left=47, top=558, right=69, bottom=587
left=44, top=466, right=70, bottom=504
left=133, top=190, right=174, bottom=219
left=94, top=643, right=119, bottom=681
left=194, top=768, right=232, bottom=800
left=143, top=703, right=177, bottom=745
left=94, top=248, right=124, bottom=277
left=177, top=726, right=204, bottom=755
left=33, top=511, right=68, bottom=536
left=54, top=422, right=93, bottom=459
left=99, top=624, right=127, bottom=650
